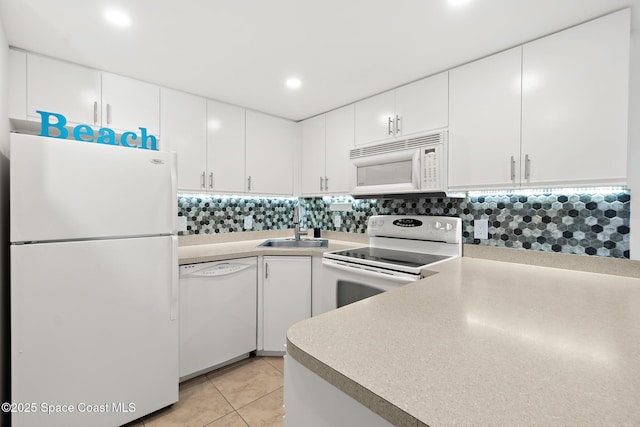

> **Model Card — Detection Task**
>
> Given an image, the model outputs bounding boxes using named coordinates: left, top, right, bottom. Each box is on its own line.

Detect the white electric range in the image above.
left=316, top=215, right=462, bottom=314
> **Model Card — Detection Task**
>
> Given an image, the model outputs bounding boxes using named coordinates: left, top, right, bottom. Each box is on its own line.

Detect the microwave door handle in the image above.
left=412, top=149, right=421, bottom=190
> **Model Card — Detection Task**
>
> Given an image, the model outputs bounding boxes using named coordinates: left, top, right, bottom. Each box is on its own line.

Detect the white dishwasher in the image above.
left=179, top=257, right=257, bottom=380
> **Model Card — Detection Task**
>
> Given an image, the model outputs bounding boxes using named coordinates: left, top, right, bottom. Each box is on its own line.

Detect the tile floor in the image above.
left=126, top=356, right=284, bottom=427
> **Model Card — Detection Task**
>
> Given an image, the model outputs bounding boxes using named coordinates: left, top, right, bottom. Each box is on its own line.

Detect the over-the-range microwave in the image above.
left=349, top=131, right=449, bottom=198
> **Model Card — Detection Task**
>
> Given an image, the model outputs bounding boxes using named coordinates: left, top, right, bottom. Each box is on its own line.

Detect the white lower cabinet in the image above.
left=284, top=355, right=394, bottom=427
left=261, top=256, right=311, bottom=353
left=311, top=256, right=328, bottom=317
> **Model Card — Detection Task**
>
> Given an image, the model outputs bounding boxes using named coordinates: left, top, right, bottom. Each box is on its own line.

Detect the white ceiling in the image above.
left=0, top=0, right=635, bottom=121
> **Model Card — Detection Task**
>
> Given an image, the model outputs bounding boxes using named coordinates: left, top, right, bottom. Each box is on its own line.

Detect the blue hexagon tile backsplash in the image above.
left=178, top=190, right=630, bottom=259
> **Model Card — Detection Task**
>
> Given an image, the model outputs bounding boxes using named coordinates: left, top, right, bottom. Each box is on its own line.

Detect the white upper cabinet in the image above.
left=102, top=72, right=160, bottom=136
left=449, top=9, right=630, bottom=191
left=324, top=105, right=354, bottom=194
left=521, top=9, right=630, bottom=187
left=354, top=72, right=448, bottom=146
left=301, top=105, right=354, bottom=196
left=9, top=49, right=26, bottom=120
left=161, top=92, right=246, bottom=193
left=27, top=54, right=101, bottom=127
left=449, top=48, right=522, bottom=190
left=160, top=88, right=207, bottom=192
left=354, top=90, right=396, bottom=146
left=301, top=114, right=327, bottom=195
left=19, top=53, right=161, bottom=141
left=246, top=111, right=296, bottom=195
left=395, top=71, right=448, bottom=137
left=207, top=100, right=246, bottom=194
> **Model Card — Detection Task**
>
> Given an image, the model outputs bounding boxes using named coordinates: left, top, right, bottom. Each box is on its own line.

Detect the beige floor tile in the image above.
left=208, top=357, right=254, bottom=379
left=262, top=356, right=284, bottom=373
left=208, top=358, right=283, bottom=410
left=206, top=411, right=249, bottom=427
left=144, top=375, right=234, bottom=427
left=237, top=388, right=284, bottom=427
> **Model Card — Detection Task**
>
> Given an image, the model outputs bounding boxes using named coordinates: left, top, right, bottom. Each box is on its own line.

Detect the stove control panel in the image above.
left=367, top=215, right=461, bottom=243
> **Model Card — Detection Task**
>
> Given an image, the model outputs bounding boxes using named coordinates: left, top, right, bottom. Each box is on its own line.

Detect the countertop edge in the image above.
left=286, top=338, right=418, bottom=427
left=178, top=238, right=366, bottom=265
left=463, top=244, right=640, bottom=278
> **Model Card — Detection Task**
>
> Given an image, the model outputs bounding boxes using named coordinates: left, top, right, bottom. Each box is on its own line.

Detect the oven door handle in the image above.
left=322, top=259, right=420, bottom=284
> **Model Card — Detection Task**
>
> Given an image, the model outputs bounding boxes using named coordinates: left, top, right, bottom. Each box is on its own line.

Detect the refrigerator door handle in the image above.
left=170, top=236, right=178, bottom=321
left=169, top=152, right=178, bottom=234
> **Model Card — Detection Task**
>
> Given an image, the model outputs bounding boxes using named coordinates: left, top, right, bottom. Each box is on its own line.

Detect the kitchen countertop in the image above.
left=286, top=257, right=640, bottom=426
left=178, top=232, right=366, bottom=264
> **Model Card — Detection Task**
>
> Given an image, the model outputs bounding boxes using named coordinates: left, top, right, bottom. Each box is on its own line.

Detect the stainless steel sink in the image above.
left=257, top=238, right=328, bottom=248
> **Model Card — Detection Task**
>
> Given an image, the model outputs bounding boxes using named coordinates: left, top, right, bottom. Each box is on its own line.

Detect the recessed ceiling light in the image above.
left=286, top=78, right=302, bottom=90
left=447, top=0, right=473, bottom=8
left=104, top=9, right=131, bottom=27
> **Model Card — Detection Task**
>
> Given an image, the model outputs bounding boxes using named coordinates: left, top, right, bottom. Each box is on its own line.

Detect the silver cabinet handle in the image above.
left=201, top=172, right=205, bottom=188
left=265, top=263, right=269, bottom=279
left=325, top=176, right=328, bottom=191
left=320, top=176, right=324, bottom=191
left=93, top=101, right=98, bottom=124
left=247, top=176, right=252, bottom=191
left=510, top=156, right=516, bottom=182
left=395, top=115, right=401, bottom=134
left=525, top=154, right=531, bottom=180
left=209, top=172, right=213, bottom=189
left=106, top=103, right=112, bottom=125
left=388, top=116, right=393, bottom=135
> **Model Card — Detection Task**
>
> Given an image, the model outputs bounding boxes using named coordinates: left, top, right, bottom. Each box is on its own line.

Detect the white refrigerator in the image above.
left=10, top=133, right=179, bottom=427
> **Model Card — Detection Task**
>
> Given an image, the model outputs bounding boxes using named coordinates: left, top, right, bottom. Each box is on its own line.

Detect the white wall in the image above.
left=0, top=10, right=8, bottom=427
left=628, top=10, right=640, bottom=260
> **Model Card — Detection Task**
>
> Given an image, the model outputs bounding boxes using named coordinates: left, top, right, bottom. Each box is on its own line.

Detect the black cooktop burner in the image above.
left=329, top=247, right=451, bottom=269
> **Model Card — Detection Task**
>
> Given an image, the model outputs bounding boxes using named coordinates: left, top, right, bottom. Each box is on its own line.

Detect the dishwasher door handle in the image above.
left=182, top=263, right=255, bottom=278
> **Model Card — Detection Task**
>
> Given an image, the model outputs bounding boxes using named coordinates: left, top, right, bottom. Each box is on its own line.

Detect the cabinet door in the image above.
left=102, top=72, right=160, bottom=135
left=160, top=88, right=207, bottom=191
left=246, top=111, right=296, bottom=195
left=263, top=257, right=311, bottom=353
left=396, top=71, right=448, bottom=137
left=448, top=47, right=522, bottom=190
left=300, top=114, right=326, bottom=196
left=354, top=90, right=395, bottom=146
left=27, top=54, right=101, bottom=126
left=325, top=105, right=354, bottom=194
left=207, top=100, right=246, bottom=193
left=521, top=9, right=630, bottom=187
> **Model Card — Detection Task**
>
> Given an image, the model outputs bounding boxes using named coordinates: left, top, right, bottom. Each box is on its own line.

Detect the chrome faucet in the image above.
left=293, top=205, right=308, bottom=241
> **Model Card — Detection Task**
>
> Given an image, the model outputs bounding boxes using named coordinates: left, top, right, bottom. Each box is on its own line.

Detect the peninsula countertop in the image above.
left=286, top=257, right=640, bottom=426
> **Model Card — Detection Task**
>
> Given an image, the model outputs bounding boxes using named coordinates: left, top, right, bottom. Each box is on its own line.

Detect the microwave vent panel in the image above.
left=349, top=132, right=445, bottom=159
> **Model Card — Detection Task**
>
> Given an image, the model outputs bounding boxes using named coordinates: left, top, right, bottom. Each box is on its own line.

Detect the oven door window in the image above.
left=337, top=280, right=385, bottom=308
